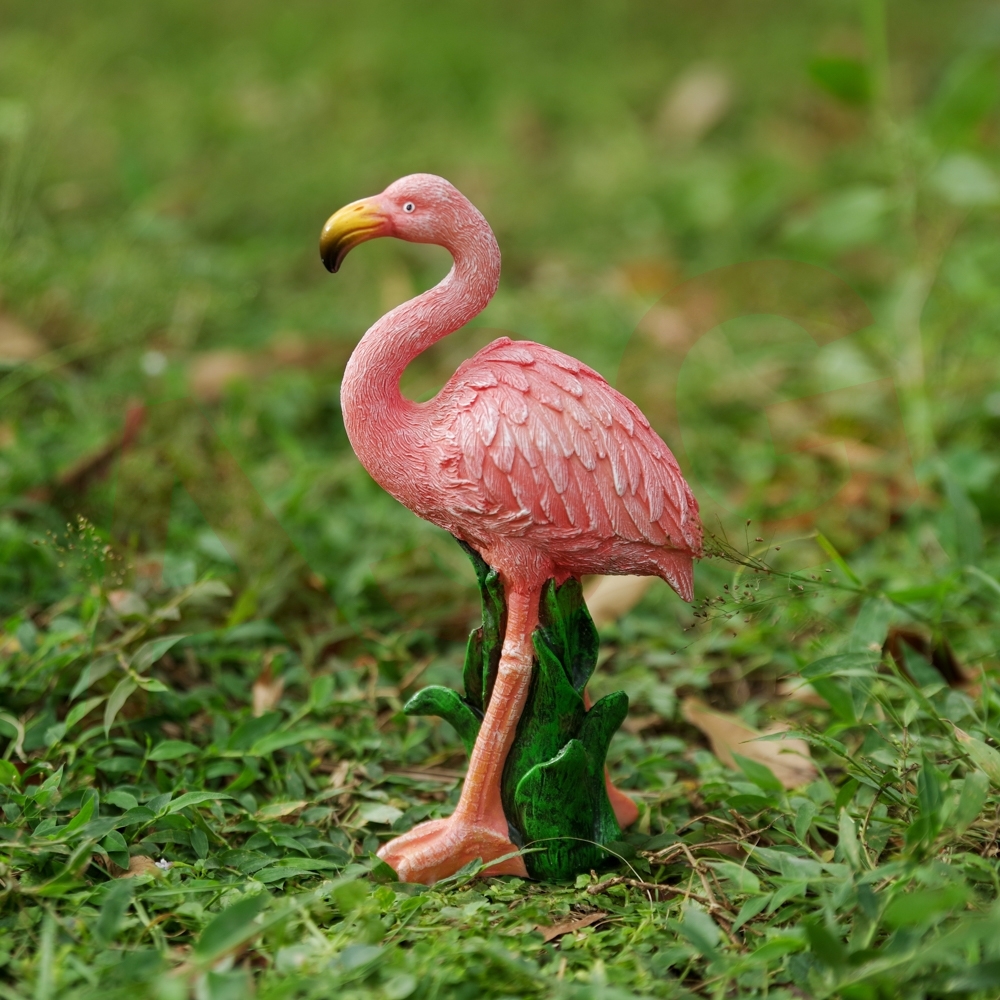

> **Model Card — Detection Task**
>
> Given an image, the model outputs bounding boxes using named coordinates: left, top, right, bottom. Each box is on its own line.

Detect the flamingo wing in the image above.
left=432, top=337, right=701, bottom=595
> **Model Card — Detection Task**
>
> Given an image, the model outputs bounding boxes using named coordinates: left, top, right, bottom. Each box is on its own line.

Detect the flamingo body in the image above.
left=410, top=336, right=699, bottom=599
left=321, top=174, right=701, bottom=883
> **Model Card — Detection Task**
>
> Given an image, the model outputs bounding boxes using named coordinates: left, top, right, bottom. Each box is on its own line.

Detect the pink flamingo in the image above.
left=321, top=174, right=702, bottom=884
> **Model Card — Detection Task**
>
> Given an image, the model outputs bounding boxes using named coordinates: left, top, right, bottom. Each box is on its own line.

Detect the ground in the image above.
left=2, top=1, right=1000, bottom=997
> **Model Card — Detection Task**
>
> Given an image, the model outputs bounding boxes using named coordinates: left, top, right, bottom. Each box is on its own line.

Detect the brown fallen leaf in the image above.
left=189, top=337, right=354, bottom=403
left=622, top=712, right=662, bottom=735
left=327, top=759, right=352, bottom=790
left=682, top=698, right=817, bottom=789
left=0, top=314, right=46, bottom=365
left=637, top=305, right=695, bottom=352
left=188, top=349, right=255, bottom=402
left=110, top=855, right=165, bottom=878
left=657, top=64, right=732, bottom=143
left=252, top=659, right=284, bottom=717
left=107, top=589, right=150, bottom=618
left=268, top=331, right=352, bottom=371
left=536, top=910, right=608, bottom=943
left=25, top=400, right=146, bottom=504
left=583, top=575, right=653, bottom=629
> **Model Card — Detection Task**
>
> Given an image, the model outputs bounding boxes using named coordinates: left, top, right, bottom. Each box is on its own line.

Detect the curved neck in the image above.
left=341, top=220, right=500, bottom=450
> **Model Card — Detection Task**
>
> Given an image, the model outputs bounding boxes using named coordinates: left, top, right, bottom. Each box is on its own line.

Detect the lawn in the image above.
left=3, top=1, right=1000, bottom=997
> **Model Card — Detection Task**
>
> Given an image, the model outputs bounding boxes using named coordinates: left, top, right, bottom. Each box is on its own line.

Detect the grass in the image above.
left=3, top=0, right=1000, bottom=996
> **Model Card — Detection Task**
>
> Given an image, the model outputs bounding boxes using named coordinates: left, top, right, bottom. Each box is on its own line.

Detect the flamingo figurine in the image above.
left=321, top=174, right=701, bottom=884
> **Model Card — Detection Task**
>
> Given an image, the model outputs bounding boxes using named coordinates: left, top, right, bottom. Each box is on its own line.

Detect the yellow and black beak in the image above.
left=320, top=198, right=388, bottom=273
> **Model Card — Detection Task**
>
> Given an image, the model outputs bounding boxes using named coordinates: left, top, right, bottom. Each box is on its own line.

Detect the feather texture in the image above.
left=424, top=337, right=701, bottom=590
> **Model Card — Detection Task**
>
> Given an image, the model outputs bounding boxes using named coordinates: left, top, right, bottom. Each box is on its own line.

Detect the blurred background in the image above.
left=0, top=0, right=998, bottom=637
left=5, top=10, right=1000, bottom=992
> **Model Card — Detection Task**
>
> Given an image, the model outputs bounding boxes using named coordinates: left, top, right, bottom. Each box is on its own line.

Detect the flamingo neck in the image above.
left=340, top=219, right=500, bottom=483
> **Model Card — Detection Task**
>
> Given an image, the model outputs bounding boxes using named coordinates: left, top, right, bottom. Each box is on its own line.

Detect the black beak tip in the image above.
left=321, top=247, right=341, bottom=273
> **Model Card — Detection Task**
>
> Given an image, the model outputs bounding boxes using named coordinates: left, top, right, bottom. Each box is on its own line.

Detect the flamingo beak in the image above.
left=320, top=198, right=389, bottom=273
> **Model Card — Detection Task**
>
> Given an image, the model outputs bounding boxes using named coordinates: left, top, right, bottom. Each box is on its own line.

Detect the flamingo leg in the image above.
left=377, top=588, right=539, bottom=884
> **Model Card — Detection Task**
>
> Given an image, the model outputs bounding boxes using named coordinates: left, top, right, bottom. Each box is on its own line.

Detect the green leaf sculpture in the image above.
left=404, top=541, right=628, bottom=879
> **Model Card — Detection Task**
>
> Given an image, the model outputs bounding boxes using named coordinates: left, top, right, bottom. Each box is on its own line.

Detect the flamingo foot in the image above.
left=377, top=815, right=527, bottom=885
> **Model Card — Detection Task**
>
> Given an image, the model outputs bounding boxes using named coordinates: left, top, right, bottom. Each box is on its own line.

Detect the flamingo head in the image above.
left=320, top=173, right=480, bottom=273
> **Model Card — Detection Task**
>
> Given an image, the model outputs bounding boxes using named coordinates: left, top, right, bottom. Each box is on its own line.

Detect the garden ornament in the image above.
left=321, top=174, right=702, bottom=884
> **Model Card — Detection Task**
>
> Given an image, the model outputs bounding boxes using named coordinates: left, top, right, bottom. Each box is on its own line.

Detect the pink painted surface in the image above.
left=321, top=174, right=702, bottom=883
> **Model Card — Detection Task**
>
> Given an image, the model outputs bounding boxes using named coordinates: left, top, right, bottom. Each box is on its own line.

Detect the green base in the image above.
left=403, top=541, right=628, bottom=880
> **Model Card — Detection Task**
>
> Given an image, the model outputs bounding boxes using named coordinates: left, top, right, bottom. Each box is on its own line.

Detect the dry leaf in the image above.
left=537, top=910, right=608, bottom=943
left=267, top=331, right=350, bottom=369
left=268, top=331, right=311, bottom=365
left=188, top=350, right=255, bottom=402
left=26, top=400, right=146, bottom=503
left=0, top=314, right=46, bottom=365
left=328, top=759, right=352, bottom=790
left=682, top=698, right=817, bottom=789
left=657, top=65, right=732, bottom=142
left=107, top=589, right=150, bottom=618
left=583, top=575, right=653, bottom=628
left=252, top=660, right=284, bottom=717
left=188, top=339, right=352, bottom=403
left=637, top=305, right=694, bottom=352
left=621, top=713, right=661, bottom=735
left=112, top=855, right=165, bottom=878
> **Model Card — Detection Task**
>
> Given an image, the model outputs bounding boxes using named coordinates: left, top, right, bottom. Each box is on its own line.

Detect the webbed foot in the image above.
left=377, top=816, right=527, bottom=885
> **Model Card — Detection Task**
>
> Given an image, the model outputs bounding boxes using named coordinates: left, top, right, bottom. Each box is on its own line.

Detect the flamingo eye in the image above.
left=403, top=202, right=415, bottom=213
